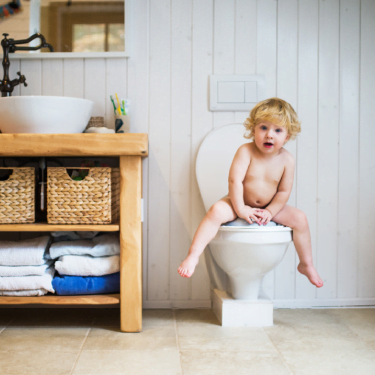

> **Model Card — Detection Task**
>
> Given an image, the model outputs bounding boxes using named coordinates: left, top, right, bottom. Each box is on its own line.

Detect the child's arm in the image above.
left=264, top=154, right=295, bottom=219
left=228, top=145, right=250, bottom=215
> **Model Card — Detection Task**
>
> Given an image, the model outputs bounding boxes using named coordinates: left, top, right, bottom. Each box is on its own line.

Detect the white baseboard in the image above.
left=142, top=298, right=375, bottom=309
left=273, top=298, right=375, bottom=308
left=143, top=299, right=212, bottom=309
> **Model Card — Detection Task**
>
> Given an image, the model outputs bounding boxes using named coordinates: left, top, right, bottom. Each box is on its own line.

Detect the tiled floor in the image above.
left=0, top=307, right=375, bottom=374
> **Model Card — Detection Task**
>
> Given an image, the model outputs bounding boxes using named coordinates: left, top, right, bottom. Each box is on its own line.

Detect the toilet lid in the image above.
left=196, top=124, right=246, bottom=211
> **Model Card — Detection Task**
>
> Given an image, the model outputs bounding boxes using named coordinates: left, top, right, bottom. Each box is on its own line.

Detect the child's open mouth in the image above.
left=263, top=143, right=273, bottom=148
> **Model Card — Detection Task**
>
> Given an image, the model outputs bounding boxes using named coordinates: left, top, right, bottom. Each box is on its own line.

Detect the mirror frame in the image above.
left=4, top=0, right=130, bottom=59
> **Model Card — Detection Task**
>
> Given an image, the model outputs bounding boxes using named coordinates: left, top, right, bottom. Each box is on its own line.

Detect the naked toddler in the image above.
left=178, top=97, right=323, bottom=288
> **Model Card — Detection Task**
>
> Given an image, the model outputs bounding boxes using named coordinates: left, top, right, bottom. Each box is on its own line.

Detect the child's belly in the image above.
left=243, top=180, right=277, bottom=208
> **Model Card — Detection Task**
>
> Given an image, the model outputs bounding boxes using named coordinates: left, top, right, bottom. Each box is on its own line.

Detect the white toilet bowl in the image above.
left=210, top=223, right=292, bottom=299
left=196, top=124, right=293, bottom=301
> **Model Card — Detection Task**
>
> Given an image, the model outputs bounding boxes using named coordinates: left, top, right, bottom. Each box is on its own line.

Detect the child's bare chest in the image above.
left=244, top=158, right=285, bottom=187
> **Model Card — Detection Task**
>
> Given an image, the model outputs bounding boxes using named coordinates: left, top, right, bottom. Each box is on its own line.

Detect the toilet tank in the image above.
left=196, top=124, right=249, bottom=211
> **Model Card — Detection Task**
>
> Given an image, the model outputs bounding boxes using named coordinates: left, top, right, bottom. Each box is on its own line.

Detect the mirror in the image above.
left=0, top=0, right=126, bottom=54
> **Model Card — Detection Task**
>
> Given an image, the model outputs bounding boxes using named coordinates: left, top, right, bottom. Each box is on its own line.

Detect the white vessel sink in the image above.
left=0, top=96, right=94, bottom=134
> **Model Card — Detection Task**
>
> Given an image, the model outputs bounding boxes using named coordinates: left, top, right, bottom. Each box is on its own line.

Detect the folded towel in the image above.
left=55, top=255, right=119, bottom=276
left=0, top=261, right=53, bottom=277
left=0, top=266, right=55, bottom=293
left=0, top=236, right=51, bottom=266
left=50, top=234, right=119, bottom=259
left=51, top=231, right=99, bottom=242
left=0, top=289, right=49, bottom=296
left=52, top=272, right=120, bottom=295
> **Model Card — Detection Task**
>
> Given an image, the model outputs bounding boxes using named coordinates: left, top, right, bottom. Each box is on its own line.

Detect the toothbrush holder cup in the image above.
left=115, top=114, right=131, bottom=133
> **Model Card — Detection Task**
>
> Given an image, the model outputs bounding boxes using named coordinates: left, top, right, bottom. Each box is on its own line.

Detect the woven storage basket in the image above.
left=0, top=167, right=35, bottom=224
left=47, top=167, right=120, bottom=224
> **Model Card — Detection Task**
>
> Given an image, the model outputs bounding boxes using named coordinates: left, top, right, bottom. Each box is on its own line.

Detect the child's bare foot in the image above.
left=297, top=263, right=324, bottom=287
left=178, top=255, right=199, bottom=278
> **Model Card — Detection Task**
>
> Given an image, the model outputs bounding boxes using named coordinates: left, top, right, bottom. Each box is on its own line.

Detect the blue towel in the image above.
left=52, top=272, right=120, bottom=295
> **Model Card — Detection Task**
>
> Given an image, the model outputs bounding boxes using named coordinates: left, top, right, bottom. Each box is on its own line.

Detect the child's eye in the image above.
left=276, top=129, right=282, bottom=133
left=260, top=126, right=267, bottom=130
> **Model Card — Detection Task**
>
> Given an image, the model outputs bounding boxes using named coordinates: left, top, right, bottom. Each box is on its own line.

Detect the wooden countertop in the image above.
left=0, top=133, right=148, bottom=157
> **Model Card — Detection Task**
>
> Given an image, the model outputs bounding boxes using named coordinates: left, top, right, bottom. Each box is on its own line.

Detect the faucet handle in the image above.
left=17, top=71, right=27, bottom=87
left=2, top=33, right=9, bottom=38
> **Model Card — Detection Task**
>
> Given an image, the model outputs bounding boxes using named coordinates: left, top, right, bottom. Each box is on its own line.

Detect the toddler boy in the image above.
left=178, top=97, right=323, bottom=288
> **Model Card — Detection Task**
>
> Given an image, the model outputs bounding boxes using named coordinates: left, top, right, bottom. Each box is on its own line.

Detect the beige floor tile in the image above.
left=177, top=321, right=277, bottom=352
left=93, top=309, right=175, bottom=329
left=180, top=349, right=291, bottom=375
left=174, top=308, right=219, bottom=323
left=0, top=350, right=77, bottom=375
left=0, top=326, right=89, bottom=352
left=83, top=325, right=177, bottom=351
left=327, top=308, right=375, bottom=349
left=142, top=309, right=174, bottom=328
left=73, top=349, right=182, bottom=375
left=266, top=309, right=375, bottom=374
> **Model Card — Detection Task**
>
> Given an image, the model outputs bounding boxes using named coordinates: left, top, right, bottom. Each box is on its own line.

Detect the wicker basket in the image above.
left=0, top=167, right=35, bottom=224
left=47, top=167, right=120, bottom=224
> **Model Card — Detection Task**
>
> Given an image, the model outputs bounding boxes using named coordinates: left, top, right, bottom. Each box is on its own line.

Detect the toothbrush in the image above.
left=115, top=93, right=122, bottom=115
left=121, top=99, right=126, bottom=115
left=110, top=96, right=117, bottom=115
left=124, top=100, right=129, bottom=115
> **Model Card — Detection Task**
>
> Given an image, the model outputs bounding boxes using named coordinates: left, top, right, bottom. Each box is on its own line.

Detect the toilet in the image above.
left=196, top=124, right=293, bottom=325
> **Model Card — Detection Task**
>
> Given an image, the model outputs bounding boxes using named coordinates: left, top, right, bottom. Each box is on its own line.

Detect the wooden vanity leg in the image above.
left=119, top=156, right=142, bottom=332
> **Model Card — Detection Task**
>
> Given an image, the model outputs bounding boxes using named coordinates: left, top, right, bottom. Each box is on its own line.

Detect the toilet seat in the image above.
left=219, top=226, right=292, bottom=232
left=221, top=218, right=292, bottom=232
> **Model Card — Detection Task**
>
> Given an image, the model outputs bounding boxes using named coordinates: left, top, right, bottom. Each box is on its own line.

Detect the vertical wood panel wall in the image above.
left=4, top=0, right=374, bottom=308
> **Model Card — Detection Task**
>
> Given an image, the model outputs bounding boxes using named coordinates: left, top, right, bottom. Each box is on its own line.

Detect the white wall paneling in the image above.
left=358, top=0, right=375, bottom=298
left=338, top=0, right=360, bottom=299
left=296, top=0, right=319, bottom=300
left=2, top=0, right=374, bottom=308
left=169, top=0, right=192, bottom=301
left=316, top=0, right=340, bottom=300
left=147, top=0, right=171, bottom=301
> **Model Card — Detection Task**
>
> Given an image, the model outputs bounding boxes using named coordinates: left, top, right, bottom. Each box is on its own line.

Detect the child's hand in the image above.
left=238, top=206, right=263, bottom=225
left=257, top=209, right=273, bottom=225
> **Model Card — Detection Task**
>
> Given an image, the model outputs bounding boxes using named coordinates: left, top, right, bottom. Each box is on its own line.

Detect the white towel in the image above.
left=0, top=266, right=55, bottom=293
left=0, top=236, right=51, bottom=266
left=55, top=255, right=120, bottom=276
left=0, top=289, right=49, bottom=296
left=50, top=234, right=119, bottom=259
left=0, top=261, right=53, bottom=277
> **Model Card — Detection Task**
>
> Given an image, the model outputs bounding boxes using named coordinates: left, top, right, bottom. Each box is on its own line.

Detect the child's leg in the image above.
left=271, top=205, right=323, bottom=288
left=178, top=197, right=237, bottom=278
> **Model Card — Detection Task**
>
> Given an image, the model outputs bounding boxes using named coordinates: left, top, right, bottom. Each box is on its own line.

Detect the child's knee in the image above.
left=293, top=209, right=308, bottom=229
left=207, top=201, right=227, bottom=222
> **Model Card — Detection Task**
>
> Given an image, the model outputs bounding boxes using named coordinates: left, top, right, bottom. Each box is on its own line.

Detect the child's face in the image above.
left=253, top=120, right=290, bottom=154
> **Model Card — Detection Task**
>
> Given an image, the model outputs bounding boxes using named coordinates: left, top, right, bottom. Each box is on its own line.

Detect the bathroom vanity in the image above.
left=0, top=133, right=148, bottom=333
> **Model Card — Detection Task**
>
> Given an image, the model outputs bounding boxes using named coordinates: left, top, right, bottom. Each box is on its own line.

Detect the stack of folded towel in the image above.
left=51, top=233, right=120, bottom=295
left=0, top=236, right=55, bottom=296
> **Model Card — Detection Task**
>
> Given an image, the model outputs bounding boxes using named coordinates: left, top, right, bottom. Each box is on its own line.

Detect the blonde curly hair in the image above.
left=243, top=97, right=301, bottom=141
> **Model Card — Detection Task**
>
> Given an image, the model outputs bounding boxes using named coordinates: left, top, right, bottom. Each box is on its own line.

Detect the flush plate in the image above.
left=210, top=74, right=266, bottom=111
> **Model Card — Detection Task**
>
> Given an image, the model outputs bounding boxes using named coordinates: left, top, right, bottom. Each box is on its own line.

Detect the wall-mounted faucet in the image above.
left=0, top=33, right=54, bottom=97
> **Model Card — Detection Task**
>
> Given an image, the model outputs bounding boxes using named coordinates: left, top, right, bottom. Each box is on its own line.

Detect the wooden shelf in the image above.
left=0, top=133, right=148, bottom=157
left=0, top=294, right=120, bottom=305
left=0, top=134, right=146, bottom=331
left=0, top=222, right=120, bottom=232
